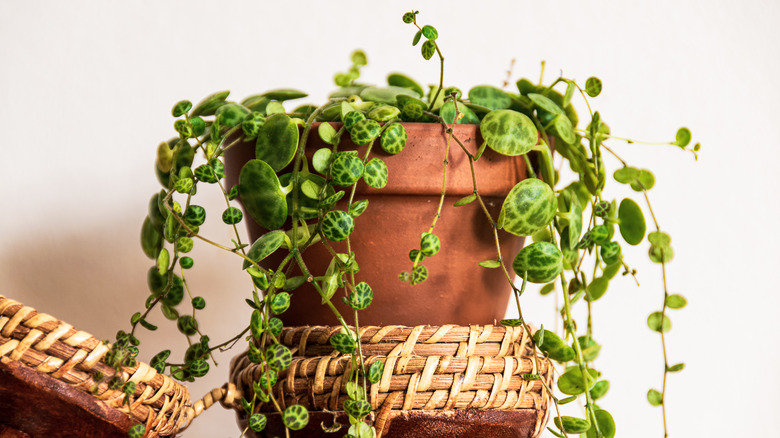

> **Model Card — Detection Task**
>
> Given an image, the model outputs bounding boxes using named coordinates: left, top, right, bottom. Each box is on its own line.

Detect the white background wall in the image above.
left=1, top=1, right=778, bottom=437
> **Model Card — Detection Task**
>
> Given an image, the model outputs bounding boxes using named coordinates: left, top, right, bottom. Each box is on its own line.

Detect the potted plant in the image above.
left=125, top=9, right=697, bottom=438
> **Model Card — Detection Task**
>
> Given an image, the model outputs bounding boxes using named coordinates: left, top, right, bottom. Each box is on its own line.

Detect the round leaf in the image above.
left=666, top=294, right=687, bottom=309
left=647, top=311, right=672, bottom=332
left=675, top=127, right=691, bottom=147
left=481, top=109, right=538, bottom=156
left=421, top=40, right=436, bottom=60
left=331, top=152, right=365, bottom=186
left=282, top=405, right=309, bottom=431
left=239, top=159, right=288, bottom=230
left=421, top=25, right=438, bottom=40
left=512, top=242, right=563, bottom=284
left=349, top=119, right=381, bottom=145
left=499, top=179, right=556, bottom=236
left=363, top=157, right=389, bottom=189
left=618, top=198, right=646, bottom=245
left=255, top=114, right=299, bottom=172
left=380, top=123, right=407, bottom=154
left=321, top=210, right=354, bottom=242
left=585, top=77, right=603, bottom=97
left=586, top=410, right=616, bottom=438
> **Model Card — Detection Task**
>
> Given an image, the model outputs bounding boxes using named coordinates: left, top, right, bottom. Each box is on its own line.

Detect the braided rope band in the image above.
left=229, top=324, right=553, bottom=438
left=0, top=295, right=193, bottom=437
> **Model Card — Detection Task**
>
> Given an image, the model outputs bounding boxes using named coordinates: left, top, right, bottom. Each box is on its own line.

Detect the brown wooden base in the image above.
left=237, top=409, right=541, bottom=438
left=0, top=358, right=139, bottom=438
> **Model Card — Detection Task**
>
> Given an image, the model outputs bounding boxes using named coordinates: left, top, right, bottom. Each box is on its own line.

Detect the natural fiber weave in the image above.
left=230, top=324, right=553, bottom=437
left=0, top=295, right=197, bottom=437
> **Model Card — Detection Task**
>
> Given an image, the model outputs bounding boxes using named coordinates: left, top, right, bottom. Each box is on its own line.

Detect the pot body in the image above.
left=224, top=122, right=526, bottom=326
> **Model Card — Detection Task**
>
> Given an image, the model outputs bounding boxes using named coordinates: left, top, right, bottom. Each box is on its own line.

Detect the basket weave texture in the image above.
left=230, top=324, right=553, bottom=437
left=0, top=295, right=192, bottom=437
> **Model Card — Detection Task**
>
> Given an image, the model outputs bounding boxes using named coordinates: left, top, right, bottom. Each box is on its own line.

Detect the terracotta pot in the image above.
left=224, top=123, right=527, bottom=326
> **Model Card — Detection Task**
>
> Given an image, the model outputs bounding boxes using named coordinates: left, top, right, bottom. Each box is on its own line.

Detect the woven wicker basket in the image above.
left=0, top=295, right=198, bottom=438
left=230, top=324, right=553, bottom=438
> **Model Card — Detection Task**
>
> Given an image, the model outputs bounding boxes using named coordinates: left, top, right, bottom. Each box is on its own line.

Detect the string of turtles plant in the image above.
left=112, top=9, right=697, bottom=438
left=395, top=11, right=696, bottom=438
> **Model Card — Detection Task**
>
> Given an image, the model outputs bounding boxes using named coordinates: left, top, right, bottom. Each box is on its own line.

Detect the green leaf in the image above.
left=533, top=329, right=575, bottom=362
left=647, top=311, right=671, bottom=332
left=243, top=232, right=286, bottom=271
left=349, top=119, right=381, bottom=145
left=261, top=88, right=308, bottom=102
left=347, top=282, right=373, bottom=310
left=480, top=109, right=538, bottom=156
left=412, top=29, right=422, bottom=46
left=553, top=416, right=591, bottom=434
left=282, top=405, right=309, bottom=431
left=454, top=193, right=477, bottom=206
left=500, top=318, right=524, bottom=327
left=387, top=73, right=425, bottom=98
left=312, top=148, right=333, bottom=174
left=675, top=127, right=691, bottom=147
left=613, top=166, right=639, bottom=184
left=321, top=211, right=354, bottom=242
left=239, top=159, right=288, bottom=230
left=540, top=282, right=555, bottom=295
left=368, top=360, right=384, bottom=384
left=141, top=216, right=163, bottom=259
left=585, top=276, right=609, bottom=301
left=363, top=157, right=389, bottom=189
left=420, top=233, right=441, bottom=256
left=468, top=85, right=512, bottom=110
left=585, top=77, right=603, bottom=97
left=248, top=413, right=268, bottom=432
left=563, top=82, right=575, bottom=108
left=666, top=294, right=687, bottom=309
left=528, top=93, right=564, bottom=115
left=557, top=367, right=597, bottom=395
left=512, top=242, right=563, bottom=284
left=421, top=40, right=436, bottom=60
left=127, top=424, right=146, bottom=438
left=330, top=333, right=356, bottom=354
left=380, top=123, right=407, bottom=154
left=479, top=260, right=501, bottom=269
left=156, top=248, right=169, bottom=275
left=172, top=100, right=192, bottom=117
left=590, top=380, right=609, bottom=400
left=439, top=100, right=480, bottom=124
left=648, top=231, right=671, bottom=246
left=618, top=198, right=646, bottom=245
left=368, top=105, right=401, bottom=122
left=330, top=152, right=365, bottom=186
left=349, top=200, right=369, bottom=218
left=215, top=102, right=250, bottom=127
left=255, top=114, right=299, bottom=172
left=499, top=179, right=557, bottom=236
left=586, top=409, right=616, bottom=438
left=318, top=122, right=338, bottom=145
left=421, top=25, right=438, bottom=40
left=190, top=90, right=229, bottom=117
left=266, top=344, right=292, bottom=371
left=649, top=244, right=674, bottom=263
left=667, top=363, right=686, bottom=372
left=631, top=169, right=655, bottom=191
left=553, top=114, right=576, bottom=145
left=647, top=388, right=663, bottom=406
